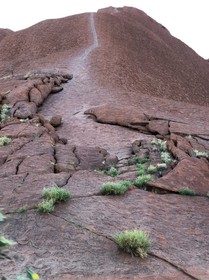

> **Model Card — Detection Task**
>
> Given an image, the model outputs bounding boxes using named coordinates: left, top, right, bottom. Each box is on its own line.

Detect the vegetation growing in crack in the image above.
left=101, top=181, right=130, bottom=195
left=19, top=118, right=30, bottom=123
left=43, top=186, right=71, bottom=202
left=118, top=138, right=177, bottom=194
left=160, top=151, right=172, bottom=163
left=147, top=165, right=157, bottom=174
left=133, top=175, right=152, bottom=189
left=38, top=186, right=71, bottom=214
left=128, top=155, right=151, bottom=166
left=0, top=212, right=16, bottom=260
left=156, top=163, right=167, bottom=170
left=151, top=138, right=167, bottom=151
left=0, top=136, right=11, bottom=146
left=100, top=166, right=121, bottom=177
left=38, top=198, right=55, bottom=213
left=193, top=149, right=209, bottom=159
left=179, top=187, right=196, bottom=196
left=17, top=206, right=27, bottom=213
left=0, top=104, right=11, bottom=122
left=114, top=229, right=151, bottom=258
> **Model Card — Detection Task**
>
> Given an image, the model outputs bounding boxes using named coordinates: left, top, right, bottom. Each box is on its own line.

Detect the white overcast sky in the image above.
left=1, top=0, right=209, bottom=59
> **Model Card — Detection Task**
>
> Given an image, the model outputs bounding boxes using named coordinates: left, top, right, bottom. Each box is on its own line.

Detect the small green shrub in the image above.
left=0, top=104, right=11, bottom=122
left=151, top=139, right=167, bottom=151
left=17, top=207, right=26, bottom=213
left=128, top=155, right=150, bottom=165
left=161, top=151, right=171, bottom=163
left=193, top=150, right=209, bottom=158
left=101, top=181, right=130, bottom=195
left=179, top=187, right=196, bottom=196
left=0, top=136, right=11, bottom=146
left=38, top=186, right=71, bottom=214
left=133, top=175, right=152, bottom=188
left=37, top=199, right=55, bottom=213
left=147, top=165, right=157, bottom=174
left=104, top=166, right=121, bottom=177
left=156, top=163, right=167, bottom=170
left=114, top=229, right=151, bottom=258
left=136, top=165, right=146, bottom=176
left=43, top=186, right=70, bottom=203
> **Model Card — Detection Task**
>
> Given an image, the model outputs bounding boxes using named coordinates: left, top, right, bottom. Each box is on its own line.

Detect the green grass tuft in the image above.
left=193, top=149, right=209, bottom=158
left=128, top=155, right=151, bottom=166
left=0, top=136, right=11, bottom=146
left=179, top=187, right=196, bottom=196
left=43, top=186, right=71, bottom=202
left=133, top=175, right=152, bottom=188
left=0, top=104, right=11, bottom=122
left=156, top=163, right=167, bottom=170
left=147, top=165, right=157, bottom=174
left=114, top=229, right=151, bottom=258
left=104, top=166, right=121, bottom=177
left=17, top=207, right=27, bottom=213
left=37, top=199, right=55, bottom=213
left=161, top=151, right=171, bottom=163
left=151, top=139, right=167, bottom=151
left=101, top=181, right=131, bottom=195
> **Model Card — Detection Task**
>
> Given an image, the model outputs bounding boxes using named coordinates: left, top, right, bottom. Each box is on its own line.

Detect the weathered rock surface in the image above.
left=1, top=6, right=209, bottom=280
left=148, top=157, right=209, bottom=195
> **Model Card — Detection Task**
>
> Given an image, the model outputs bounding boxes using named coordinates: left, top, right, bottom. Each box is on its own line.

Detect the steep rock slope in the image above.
left=93, top=7, right=209, bottom=104
left=0, top=6, right=209, bottom=280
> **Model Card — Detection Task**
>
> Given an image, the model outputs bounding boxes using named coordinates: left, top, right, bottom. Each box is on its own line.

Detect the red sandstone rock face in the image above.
left=0, top=28, right=13, bottom=42
left=1, top=6, right=209, bottom=280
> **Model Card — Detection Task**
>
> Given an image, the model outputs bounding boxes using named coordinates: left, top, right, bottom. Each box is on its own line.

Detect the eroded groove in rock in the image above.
left=148, top=252, right=200, bottom=280
left=15, top=158, right=25, bottom=175
left=51, top=213, right=115, bottom=243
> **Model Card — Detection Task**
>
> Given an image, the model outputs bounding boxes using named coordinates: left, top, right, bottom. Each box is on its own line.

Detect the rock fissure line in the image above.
left=51, top=213, right=115, bottom=242
left=57, top=174, right=72, bottom=188
left=73, top=146, right=81, bottom=168
left=148, top=252, right=200, bottom=280
left=21, top=172, right=29, bottom=183
left=52, top=213, right=200, bottom=280
left=15, top=158, right=25, bottom=175
left=52, top=145, right=57, bottom=173
left=71, top=193, right=102, bottom=199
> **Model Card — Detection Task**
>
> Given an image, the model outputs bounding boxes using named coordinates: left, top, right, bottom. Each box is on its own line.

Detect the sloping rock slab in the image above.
left=0, top=123, right=47, bottom=138
left=170, top=122, right=209, bottom=136
left=64, top=170, right=119, bottom=196
left=84, top=104, right=149, bottom=129
left=147, top=119, right=169, bottom=136
left=74, top=146, right=108, bottom=170
left=2, top=194, right=201, bottom=280
left=0, top=172, right=70, bottom=212
left=147, top=158, right=209, bottom=195
left=55, top=191, right=209, bottom=280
